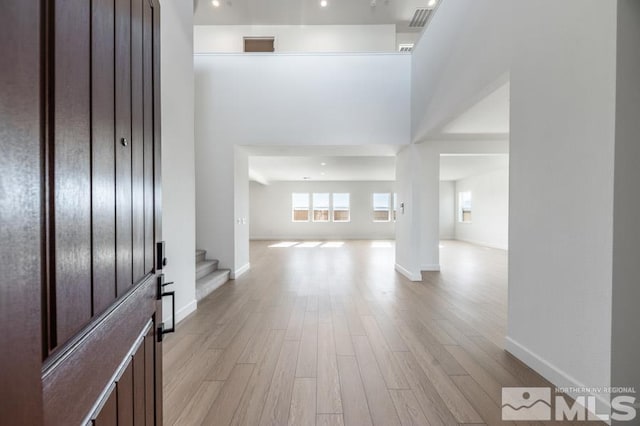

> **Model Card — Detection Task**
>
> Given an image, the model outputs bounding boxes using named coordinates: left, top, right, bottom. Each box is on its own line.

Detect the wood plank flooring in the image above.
left=163, top=240, right=561, bottom=426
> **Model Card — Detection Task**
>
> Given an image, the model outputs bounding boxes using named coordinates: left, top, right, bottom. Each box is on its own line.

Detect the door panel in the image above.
left=43, top=278, right=158, bottom=425
left=132, top=0, right=146, bottom=284
left=143, top=0, right=155, bottom=274
left=117, top=362, right=134, bottom=426
left=152, top=4, right=164, bottom=422
left=92, top=0, right=118, bottom=316
left=145, top=327, right=156, bottom=426
left=93, top=386, right=117, bottom=426
left=133, top=343, right=146, bottom=425
left=115, top=0, right=133, bottom=297
left=52, top=0, right=93, bottom=349
left=0, top=0, right=44, bottom=423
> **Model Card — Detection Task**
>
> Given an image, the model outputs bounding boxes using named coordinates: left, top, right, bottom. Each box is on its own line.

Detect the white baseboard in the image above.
left=395, top=263, right=422, bottom=281
left=231, top=262, right=250, bottom=279
left=505, top=336, right=611, bottom=412
left=421, top=264, right=441, bottom=271
left=250, top=236, right=395, bottom=241
left=164, top=298, right=197, bottom=326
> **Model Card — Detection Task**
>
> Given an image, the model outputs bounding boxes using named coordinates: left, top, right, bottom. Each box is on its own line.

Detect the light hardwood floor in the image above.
left=163, top=240, right=560, bottom=426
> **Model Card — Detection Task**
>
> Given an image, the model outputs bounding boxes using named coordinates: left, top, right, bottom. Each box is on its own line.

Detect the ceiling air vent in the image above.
left=398, top=43, right=414, bottom=52
left=409, top=8, right=432, bottom=28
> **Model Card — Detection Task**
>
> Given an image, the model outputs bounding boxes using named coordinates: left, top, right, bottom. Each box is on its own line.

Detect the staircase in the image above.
left=195, top=249, right=230, bottom=302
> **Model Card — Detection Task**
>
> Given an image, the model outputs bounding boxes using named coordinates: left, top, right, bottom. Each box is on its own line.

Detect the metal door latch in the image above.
left=156, top=274, right=175, bottom=342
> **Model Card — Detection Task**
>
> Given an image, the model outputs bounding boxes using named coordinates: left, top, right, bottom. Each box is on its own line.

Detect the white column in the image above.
left=394, top=144, right=424, bottom=281
left=418, top=142, right=440, bottom=272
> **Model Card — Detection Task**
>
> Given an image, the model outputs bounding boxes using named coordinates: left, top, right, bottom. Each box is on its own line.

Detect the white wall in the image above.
left=195, top=53, right=410, bottom=275
left=411, top=0, right=511, bottom=142
left=195, top=25, right=397, bottom=53
left=234, top=147, right=250, bottom=277
left=249, top=181, right=395, bottom=240
left=611, top=0, right=640, bottom=406
left=439, top=181, right=455, bottom=239
left=409, top=0, right=618, bottom=408
left=194, top=53, right=410, bottom=147
left=160, top=0, right=196, bottom=323
left=508, top=0, right=617, bottom=408
left=454, top=168, right=509, bottom=250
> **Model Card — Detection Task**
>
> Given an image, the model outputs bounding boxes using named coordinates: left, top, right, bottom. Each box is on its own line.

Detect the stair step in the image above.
left=196, top=269, right=231, bottom=302
left=196, top=259, right=219, bottom=280
left=196, top=249, right=206, bottom=263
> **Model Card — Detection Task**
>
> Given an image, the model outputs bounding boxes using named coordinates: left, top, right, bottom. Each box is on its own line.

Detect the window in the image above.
left=393, top=193, right=398, bottom=221
left=244, top=37, right=275, bottom=52
left=292, top=193, right=310, bottom=222
left=312, top=193, right=330, bottom=222
left=373, top=193, right=391, bottom=222
left=332, top=193, right=350, bottom=222
left=458, top=191, right=472, bottom=223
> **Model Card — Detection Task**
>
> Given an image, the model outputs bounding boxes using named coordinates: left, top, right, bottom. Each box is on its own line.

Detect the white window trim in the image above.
left=458, top=191, right=472, bottom=224
left=372, top=193, right=392, bottom=222
left=332, top=193, right=351, bottom=223
left=393, top=193, right=398, bottom=222
left=292, top=193, right=310, bottom=222
left=312, top=193, right=330, bottom=223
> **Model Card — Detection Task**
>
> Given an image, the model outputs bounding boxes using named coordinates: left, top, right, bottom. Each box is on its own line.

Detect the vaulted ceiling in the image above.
left=194, top=0, right=438, bottom=33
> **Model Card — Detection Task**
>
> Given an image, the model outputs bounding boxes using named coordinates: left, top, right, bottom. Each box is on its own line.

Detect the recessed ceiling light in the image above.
left=320, top=0, right=328, bottom=7
left=320, top=162, right=327, bottom=166
left=427, top=0, right=437, bottom=7
left=212, top=0, right=220, bottom=6
left=321, top=172, right=326, bottom=176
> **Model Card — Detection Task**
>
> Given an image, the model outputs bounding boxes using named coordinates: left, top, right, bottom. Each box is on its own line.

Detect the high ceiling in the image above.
left=194, top=0, right=437, bottom=32
left=247, top=151, right=509, bottom=183
left=249, top=156, right=396, bottom=182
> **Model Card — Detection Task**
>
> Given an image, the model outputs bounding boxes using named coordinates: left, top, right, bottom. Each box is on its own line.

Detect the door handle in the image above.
left=156, top=274, right=175, bottom=342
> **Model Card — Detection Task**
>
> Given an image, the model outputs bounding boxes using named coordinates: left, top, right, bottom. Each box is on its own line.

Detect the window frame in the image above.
left=393, top=193, right=398, bottom=222
left=243, top=36, right=275, bottom=53
left=372, top=192, right=392, bottom=222
left=332, top=193, right=351, bottom=223
left=292, top=192, right=310, bottom=222
left=458, top=191, right=472, bottom=223
left=312, top=192, right=330, bottom=223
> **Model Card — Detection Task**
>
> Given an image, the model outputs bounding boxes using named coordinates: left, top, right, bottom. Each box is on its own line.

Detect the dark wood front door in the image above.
left=1, top=0, right=163, bottom=424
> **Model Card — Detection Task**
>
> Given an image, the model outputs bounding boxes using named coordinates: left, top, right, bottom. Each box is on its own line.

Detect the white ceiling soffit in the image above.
left=249, top=155, right=396, bottom=182
left=439, top=154, right=509, bottom=181
left=248, top=168, right=270, bottom=185
left=194, top=0, right=437, bottom=32
left=243, top=144, right=403, bottom=157
left=440, top=82, right=510, bottom=136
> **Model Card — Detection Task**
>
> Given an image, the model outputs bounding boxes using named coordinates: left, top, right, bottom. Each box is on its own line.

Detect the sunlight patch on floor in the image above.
left=296, top=242, right=322, bottom=248
left=268, top=242, right=299, bottom=248
left=321, top=241, right=344, bottom=248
